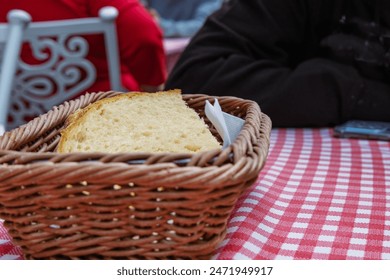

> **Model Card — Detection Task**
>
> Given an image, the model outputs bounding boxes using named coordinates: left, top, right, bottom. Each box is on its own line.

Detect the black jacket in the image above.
left=165, top=0, right=390, bottom=127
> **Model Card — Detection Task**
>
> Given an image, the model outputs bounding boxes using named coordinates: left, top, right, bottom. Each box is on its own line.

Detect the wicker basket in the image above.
left=0, top=91, right=271, bottom=259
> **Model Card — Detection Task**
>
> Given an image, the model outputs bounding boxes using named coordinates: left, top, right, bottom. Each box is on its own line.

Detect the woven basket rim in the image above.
left=0, top=91, right=272, bottom=186
left=0, top=91, right=271, bottom=165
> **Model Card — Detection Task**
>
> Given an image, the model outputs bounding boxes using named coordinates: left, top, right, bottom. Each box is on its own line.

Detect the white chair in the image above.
left=0, top=6, right=124, bottom=131
left=0, top=10, right=31, bottom=134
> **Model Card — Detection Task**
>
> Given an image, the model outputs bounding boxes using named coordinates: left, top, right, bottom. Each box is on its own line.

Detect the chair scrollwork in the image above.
left=2, top=6, right=122, bottom=130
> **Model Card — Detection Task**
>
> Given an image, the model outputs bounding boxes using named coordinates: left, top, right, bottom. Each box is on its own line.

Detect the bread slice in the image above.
left=57, top=90, right=221, bottom=153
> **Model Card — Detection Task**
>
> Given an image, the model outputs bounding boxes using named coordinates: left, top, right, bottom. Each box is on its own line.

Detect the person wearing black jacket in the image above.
left=165, top=0, right=390, bottom=127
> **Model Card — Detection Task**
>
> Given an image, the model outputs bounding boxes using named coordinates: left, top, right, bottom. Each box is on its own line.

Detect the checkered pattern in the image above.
left=1, top=128, right=390, bottom=260
left=0, top=220, right=23, bottom=260
left=214, top=128, right=390, bottom=260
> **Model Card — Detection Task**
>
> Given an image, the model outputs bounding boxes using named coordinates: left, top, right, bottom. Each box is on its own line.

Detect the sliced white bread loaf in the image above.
left=57, top=90, right=221, bottom=153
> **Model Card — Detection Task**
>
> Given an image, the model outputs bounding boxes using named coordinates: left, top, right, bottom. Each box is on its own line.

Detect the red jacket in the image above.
left=0, top=0, right=167, bottom=95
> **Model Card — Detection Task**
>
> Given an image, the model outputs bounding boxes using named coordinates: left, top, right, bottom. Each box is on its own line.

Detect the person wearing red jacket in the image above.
left=0, top=0, right=167, bottom=95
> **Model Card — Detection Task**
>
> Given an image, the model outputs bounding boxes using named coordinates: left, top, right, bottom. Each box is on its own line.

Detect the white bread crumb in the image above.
left=57, top=90, right=221, bottom=153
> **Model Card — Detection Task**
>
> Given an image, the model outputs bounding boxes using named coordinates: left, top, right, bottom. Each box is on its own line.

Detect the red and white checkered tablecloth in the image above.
left=214, top=128, right=390, bottom=260
left=0, top=221, right=23, bottom=260
left=1, top=128, right=389, bottom=260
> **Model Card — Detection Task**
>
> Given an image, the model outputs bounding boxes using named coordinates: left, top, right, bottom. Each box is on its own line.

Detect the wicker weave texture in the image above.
left=0, top=91, right=271, bottom=259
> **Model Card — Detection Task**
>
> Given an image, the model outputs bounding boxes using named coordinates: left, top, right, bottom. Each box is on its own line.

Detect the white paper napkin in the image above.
left=205, top=99, right=245, bottom=149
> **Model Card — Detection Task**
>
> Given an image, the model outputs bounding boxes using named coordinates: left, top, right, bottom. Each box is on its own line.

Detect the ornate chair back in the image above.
left=0, top=6, right=123, bottom=131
